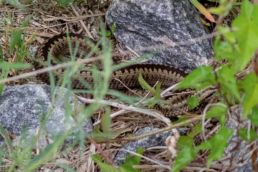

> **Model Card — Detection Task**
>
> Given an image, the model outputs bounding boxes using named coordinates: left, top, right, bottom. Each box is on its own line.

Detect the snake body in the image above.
left=36, top=34, right=215, bottom=117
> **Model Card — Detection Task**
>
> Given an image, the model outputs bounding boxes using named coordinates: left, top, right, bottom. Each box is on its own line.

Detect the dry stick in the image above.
left=87, top=143, right=96, bottom=172
left=205, top=124, right=220, bottom=140
left=184, top=166, right=218, bottom=172
left=125, top=45, right=141, bottom=57
left=42, top=13, right=105, bottom=22
left=121, top=115, right=202, bottom=141
left=92, top=108, right=128, bottom=127
left=201, top=102, right=226, bottom=140
left=113, top=78, right=143, bottom=96
left=160, top=83, right=179, bottom=97
left=92, top=109, right=127, bottom=126
left=0, top=51, right=137, bottom=85
left=91, top=115, right=194, bottom=142
left=77, top=96, right=171, bottom=126
left=133, top=165, right=170, bottom=170
left=0, top=57, right=101, bottom=84
left=93, top=82, right=157, bottom=126
left=70, top=4, right=94, bottom=39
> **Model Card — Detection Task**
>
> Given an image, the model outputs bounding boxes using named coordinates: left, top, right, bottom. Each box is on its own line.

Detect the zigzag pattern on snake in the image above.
left=36, top=33, right=216, bottom=117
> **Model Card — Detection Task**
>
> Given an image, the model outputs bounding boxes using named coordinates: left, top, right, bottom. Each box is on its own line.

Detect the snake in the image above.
left=36, top=33, right=216, bottom=117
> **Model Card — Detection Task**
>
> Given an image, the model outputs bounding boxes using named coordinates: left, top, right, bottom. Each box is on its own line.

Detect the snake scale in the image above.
left=36, top=33, right=215, bottom=117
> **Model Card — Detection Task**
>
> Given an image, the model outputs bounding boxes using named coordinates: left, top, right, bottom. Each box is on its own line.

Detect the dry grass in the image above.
left=0, top=1, right=250, bottom=172
left=0, top=2, right=180, bottom=171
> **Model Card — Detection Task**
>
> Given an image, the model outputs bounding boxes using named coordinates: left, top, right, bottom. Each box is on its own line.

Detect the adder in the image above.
left=36, top=33, right=216, bottom=117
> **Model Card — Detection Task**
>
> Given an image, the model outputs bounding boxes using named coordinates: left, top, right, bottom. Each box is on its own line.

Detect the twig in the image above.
left=133, top=164, right=170, bottom=170
left=93, top=83, right=159, bottom=126
left=201, top=102, right=227, bottom=140
left=184, top=166, right=218, bottom=172
left=77, top=96, right=171, bottom=126
left=205, top=125, right=220, bottom=139
left=0, top=57, right=101, bottom=84
left=42, top=13, right=105, bottom=22
left=125, top=45, right=141, bottom=58
left=93, top=89, right=153, bottom=126
left=113, top=78, right=143, bottom=96
left=160, top=83, right=179, bottom=97
left=93, top=93, right=152, bottom=126
left=122, top=115, right=202, bottom=141
left=70, top=4, right=94, bottom=39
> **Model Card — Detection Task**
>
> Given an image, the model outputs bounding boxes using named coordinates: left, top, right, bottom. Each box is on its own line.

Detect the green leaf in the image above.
left=187, top=96, right=199, bottom=110
left=217, top=66, right=240, bottom=102
left=0, top=62, right=31, bottom=70
left=243, top=84, right=258, bottom=116
left=197, top=126, right=233, bottom=166
left=0, top=45, right=3, bottom=61
left=239, top=128, right=258, bottom=141
left=209, top=0, right=233, bottom=15
left=111, top=23, right=116, bottom=33
left=248, top=106, right=258, bottom=126
left=99, top=27, right=112, bottom=97
left=57, top=0, right=74, bottom=6
left=23, top=133, right=69, bottom=172
left=4, top=0, right=25, bottom=9
left=21, top=15, right=31, bottom=28
left=0, top=84, right=4, bottom=94
left=206, top=103, right=227, bottom=125
left=108, top=90, right=140, bottom=104
left=177, top=66, right=215, bottom=90
left=101, top=108, right=111, bottom=133
left=7, top=16, right=30, bottom=62
left=188, top=123, right=202, bottom=138
left=239, top=73, right=258, bottom=91
left=214, top=26, right=237, bottom=62
left=92, top=154, right=119, bottom=172
left=190, top=0, right=215, bottom=22
left=90, top=129, right=120, bottom=142
left=172, top=136, right=197, bottom=172
left=138, top=73, right=162, bottom=107
left=232, top=0, right=258, bottom=71
left=9, top=29, right=23, bottom=54
left=138, top=73, right=157, bottom=95
left=239, top=73, right=258, bottom=115
left=120, top=148, right=144, bottom=172
left=92, top=148, right=143, bottom=172
left=0, top=125, right=13, bottom=156
left=147, top=83, right=162, bottom=108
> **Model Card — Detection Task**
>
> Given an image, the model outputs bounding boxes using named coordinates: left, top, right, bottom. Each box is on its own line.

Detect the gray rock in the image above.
left=234, top=162, right=254, bottom=172
left=106, top=0, right=213, bottom=72
left=0, top=84, right=92, bottom=148
left=114, top=127, right=177, bottom=165
left=218, top=106, right=257, bottom=172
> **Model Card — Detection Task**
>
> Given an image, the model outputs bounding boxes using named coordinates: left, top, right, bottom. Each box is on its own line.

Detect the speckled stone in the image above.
left=114, top=127, right=177, bottom=165
left=220, top=106, right=257, bottom=172
left=106, top=0, right=213, bottom=72
left=0, top=84, right=92, bottom=148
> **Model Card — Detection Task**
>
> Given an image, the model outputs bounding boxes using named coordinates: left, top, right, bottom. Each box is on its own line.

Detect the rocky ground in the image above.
left=0, top=0, right=256, bottom=172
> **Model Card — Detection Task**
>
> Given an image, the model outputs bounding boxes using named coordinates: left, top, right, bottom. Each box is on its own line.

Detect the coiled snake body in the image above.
left=36, top=34, right=215, bottom=117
